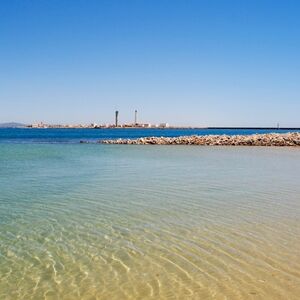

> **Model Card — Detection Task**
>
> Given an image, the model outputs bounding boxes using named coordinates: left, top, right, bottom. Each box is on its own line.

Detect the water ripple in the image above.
left=0, top=145, right=300, bottom=299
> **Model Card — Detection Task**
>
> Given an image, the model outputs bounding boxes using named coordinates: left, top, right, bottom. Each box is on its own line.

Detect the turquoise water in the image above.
left=0, top=144, right=300, bottom=299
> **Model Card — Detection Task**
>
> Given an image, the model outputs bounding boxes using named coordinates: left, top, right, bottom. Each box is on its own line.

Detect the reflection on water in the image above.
left=0, top=144, right=300, bottom=299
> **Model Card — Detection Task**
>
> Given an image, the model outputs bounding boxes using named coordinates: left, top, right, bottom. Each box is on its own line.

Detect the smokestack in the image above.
left=115, top=110, right=119, bottom=127
left=134, top=110, right=137, bottom=125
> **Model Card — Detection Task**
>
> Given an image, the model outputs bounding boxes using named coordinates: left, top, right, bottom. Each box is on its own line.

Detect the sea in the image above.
left=0, top=127, right=299, bottom=144
left=0, top=128, right=300, bottom=299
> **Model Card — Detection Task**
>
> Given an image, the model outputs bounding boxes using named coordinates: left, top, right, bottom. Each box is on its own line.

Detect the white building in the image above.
left=159, top=123, right=169, bottom=128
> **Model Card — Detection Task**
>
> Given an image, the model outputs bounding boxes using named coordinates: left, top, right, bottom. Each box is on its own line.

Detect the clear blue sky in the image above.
left=1, top=0, right=299, bottom=126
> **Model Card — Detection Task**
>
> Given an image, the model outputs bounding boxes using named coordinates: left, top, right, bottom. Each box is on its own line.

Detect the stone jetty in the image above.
left=100, top=132, right=300, bottom=147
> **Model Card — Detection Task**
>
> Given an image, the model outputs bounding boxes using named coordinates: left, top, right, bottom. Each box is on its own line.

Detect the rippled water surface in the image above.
left=0, top=144, right=300, bottom=299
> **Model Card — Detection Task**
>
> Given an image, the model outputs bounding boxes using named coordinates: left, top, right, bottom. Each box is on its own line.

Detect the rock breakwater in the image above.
left=100, top=132, right=300, bottom=146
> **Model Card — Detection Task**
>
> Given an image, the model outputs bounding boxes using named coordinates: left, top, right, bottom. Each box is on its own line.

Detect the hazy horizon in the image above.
left=1, top=119, right=300, bottom=128
left=1, top=1, right=300, bottom=127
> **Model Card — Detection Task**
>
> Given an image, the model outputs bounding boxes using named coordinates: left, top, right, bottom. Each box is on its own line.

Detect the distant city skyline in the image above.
left=1, top=1, right=300, bottom=127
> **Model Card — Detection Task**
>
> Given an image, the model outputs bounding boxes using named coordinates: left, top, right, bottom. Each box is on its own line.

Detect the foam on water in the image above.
left=0, top=144, right=300, bottom=299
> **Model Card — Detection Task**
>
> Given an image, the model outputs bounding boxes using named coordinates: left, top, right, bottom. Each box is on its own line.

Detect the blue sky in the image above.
left=1, top=0, right=299, bottom=126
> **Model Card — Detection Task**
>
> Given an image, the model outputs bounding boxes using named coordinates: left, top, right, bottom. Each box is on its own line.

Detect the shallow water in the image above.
left=0, top=144, right=300, bottom=299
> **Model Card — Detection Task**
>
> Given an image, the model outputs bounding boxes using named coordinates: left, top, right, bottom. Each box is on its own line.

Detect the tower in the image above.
left=115, top=110, right=119, bottom=127
left=134, top=110, right=137, bottom=125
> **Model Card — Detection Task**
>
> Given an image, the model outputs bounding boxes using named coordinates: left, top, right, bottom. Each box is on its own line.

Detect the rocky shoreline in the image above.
left=98, top=132, right=300, bottom=147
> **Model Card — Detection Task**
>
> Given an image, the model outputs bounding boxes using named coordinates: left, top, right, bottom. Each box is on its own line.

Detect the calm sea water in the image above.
left=0, top=128, right=299, bottom=144
left=0, top=131, right=300, bottom=299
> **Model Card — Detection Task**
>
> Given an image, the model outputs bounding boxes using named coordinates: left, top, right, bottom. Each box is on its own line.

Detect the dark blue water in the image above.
left=0, top=128, right=298, bottom=144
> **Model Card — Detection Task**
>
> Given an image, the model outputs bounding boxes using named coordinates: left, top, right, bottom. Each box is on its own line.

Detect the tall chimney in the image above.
left=134, top=110, right=137, bottom=125
left=115, top=110, right=119, bottom=127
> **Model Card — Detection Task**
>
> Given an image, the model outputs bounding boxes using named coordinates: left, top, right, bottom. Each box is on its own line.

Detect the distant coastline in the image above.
left=2, top=124, right=300, bottom=130
left=0, top=122, right=26, bottom=128
left=3, top=120, right=300, bottom=130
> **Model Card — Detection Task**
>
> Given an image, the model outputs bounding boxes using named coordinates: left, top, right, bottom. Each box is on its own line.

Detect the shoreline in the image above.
left=99, top=132, right=300, bottom=147
left=3, top=126, right=300, bottom=130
